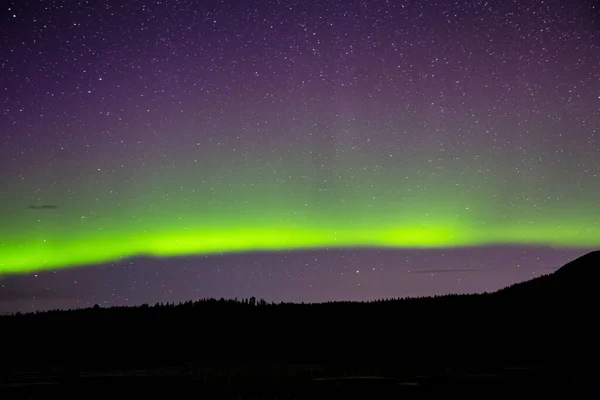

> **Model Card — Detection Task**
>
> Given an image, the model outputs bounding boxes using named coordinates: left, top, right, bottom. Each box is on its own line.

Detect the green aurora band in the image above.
left=1, top=151, right=599, bottom=275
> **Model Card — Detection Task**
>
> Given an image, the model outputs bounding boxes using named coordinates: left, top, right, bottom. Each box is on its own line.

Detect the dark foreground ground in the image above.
left=1, top=362, right=599, bottom=399
left=2, top=252, right=600, bottom=398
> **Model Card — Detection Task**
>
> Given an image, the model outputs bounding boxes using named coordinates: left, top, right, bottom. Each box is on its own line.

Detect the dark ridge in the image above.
left=553, top=250, right=600, bottom=280
left=1, top=251, right=599, bottom=395
left=494, top=250, right=600, bottom=303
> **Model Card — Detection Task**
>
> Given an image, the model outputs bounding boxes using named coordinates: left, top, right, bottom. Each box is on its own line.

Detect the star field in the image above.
left=0, top=0, right=599, bottom=310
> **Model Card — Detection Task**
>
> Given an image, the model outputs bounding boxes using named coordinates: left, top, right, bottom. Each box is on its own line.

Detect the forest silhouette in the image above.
left=2, top=251, right=599, bottom=372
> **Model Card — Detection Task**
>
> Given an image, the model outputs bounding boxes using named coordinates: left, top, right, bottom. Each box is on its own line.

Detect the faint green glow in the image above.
left=1, top=222, right=599, bottom=274
left=1, top=155, right=598, bottom=274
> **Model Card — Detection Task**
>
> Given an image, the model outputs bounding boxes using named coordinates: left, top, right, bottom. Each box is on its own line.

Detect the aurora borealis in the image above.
left=0, top=0, right=599, bottom=310
left=2, top=150, right=599, bottom=274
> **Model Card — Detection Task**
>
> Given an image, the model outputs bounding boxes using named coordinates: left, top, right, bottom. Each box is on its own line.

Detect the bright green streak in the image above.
left=1, top=223, right=599, bottom=275
left=1, top=153, right=599, bottom=275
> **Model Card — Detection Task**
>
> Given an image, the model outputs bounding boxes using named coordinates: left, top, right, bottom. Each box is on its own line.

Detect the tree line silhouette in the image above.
left=2, top=251, right=600, bottom=374
left=1, top=290, right=597, bottom=369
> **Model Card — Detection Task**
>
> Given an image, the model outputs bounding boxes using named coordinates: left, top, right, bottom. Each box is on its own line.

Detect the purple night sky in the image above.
left=0, top=0, right=598, bottom=313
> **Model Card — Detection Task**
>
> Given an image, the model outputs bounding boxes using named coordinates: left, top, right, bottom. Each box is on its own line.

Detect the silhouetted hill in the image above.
left=494, top=250, right=600, bottom=305
left=1, top=251, right=599, bottom=379
left=550, top=250, right=600, bottom=290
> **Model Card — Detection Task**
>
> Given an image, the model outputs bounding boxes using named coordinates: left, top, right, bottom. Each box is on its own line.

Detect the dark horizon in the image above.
left=0, top=246, right=593, bottom=314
